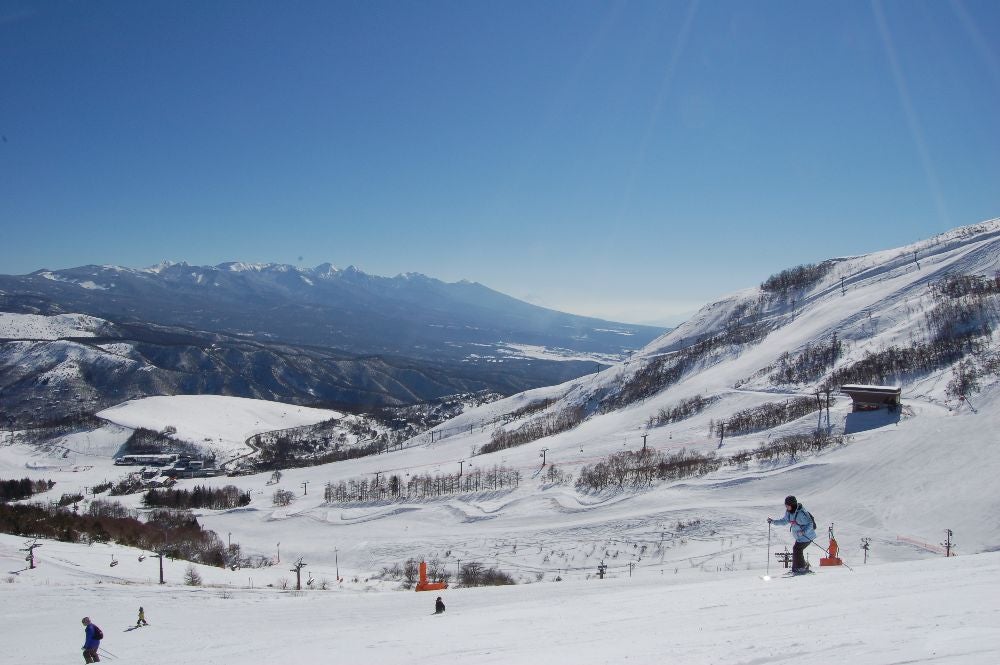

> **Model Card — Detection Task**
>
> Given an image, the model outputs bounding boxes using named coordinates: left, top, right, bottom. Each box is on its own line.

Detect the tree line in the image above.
left=932, top=272, right=1000, bottom=299
left=324, top=465, right=521, bottom=504
left=0, top=499, right=227, bottom=567
left=249, top=429, right=391, bottom=472
left=946, top=355, right=1000, bottom=399
left=647, top=394, right=716, bottom=428
left=6, top=413, right=105, bottom=441
left=576, top=431, right=844, bottom=492
left=0, top=477, right=54, bottom=503
left=925, top=278, right=998, bottom=343
left=714, top=396, right=819, bottom=437
left=143, top=485, right=251, bottom=510
left=769, top=335, right=843, bottom=385
left=576, top=448, right=722, bottom=491
left=821, top=333, right=988, bottom=391
left=481, top=406, right=585, bottom=455
left=119, top=426, right=202, bottom=458
left=761, top=261, right=836, bottom=295
left=266, top=436, right=384, bottom=468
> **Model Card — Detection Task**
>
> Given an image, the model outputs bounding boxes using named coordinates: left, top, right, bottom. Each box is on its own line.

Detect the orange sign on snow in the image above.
left=415, top=560, right=448, bottom=592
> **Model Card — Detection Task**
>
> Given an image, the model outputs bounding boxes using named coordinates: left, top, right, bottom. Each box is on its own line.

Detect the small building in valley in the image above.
left=840, top=384, right=902, bottom=411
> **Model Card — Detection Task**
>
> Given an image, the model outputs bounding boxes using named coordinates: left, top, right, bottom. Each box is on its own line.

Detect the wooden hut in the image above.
left=840, top=384, right=901, bottom=412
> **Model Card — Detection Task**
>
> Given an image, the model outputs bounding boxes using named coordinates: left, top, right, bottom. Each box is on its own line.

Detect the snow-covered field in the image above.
left=97, top=395, right=342, bottom=459
left=3, top=534, right=997, bottom=665
left=3, top=221, right=1000, bottom=663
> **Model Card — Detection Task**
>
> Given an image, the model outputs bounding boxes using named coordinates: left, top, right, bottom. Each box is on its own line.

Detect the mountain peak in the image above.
left=143, top=260, right=186, bottom=274
left=217, top=262, right=283, bottom=273
left=312, top=263, right=340, bottom=277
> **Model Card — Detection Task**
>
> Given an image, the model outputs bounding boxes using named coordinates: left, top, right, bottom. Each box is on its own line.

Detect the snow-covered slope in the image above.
left=0, top=312, right=115, bottom=339
left=97, top=395, right=342, bottom=459
left=3, top=219, right=1000, bottom=663
left=3, top=531, right=997, bottom=665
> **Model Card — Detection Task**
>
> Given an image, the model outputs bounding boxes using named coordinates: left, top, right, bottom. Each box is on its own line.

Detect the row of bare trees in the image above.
left=714, top=397, right=819, bottom=437
left=770, top=335, right=843, bottom=385
left=761, top=261, right=836, bottom=295
left=143, top=485, right=251, bottom=510
left=120, top=426, right=201, bottom=458
left=576, top=431, right=845, bottom=492
left=480, top=406, right=585, bottom=455
left=932, top=272, right=1000, bottom=299
left=324, top=465, right=521, bottom=504
left=945, top=353, right=1000, bottom=399
left=576, top=448, right=722, bottom=491
left=646, top=394, right=716, bottom=428
left=821, top=334, right=988, bottom=391
left=728, top=431, right=845, bottom=467
left=925, top=294, right=997, bottom=344
left=0, top=499, right=227, bottom=567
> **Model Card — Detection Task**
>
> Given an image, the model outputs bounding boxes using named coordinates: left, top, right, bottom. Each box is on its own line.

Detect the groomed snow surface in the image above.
left=3, top=537, right=997, bottom=665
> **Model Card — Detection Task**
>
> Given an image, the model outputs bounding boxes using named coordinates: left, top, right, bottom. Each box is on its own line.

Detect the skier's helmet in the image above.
left=784, top=495, right=797, bottom=510
left=82, top=617, right=90, bottom=625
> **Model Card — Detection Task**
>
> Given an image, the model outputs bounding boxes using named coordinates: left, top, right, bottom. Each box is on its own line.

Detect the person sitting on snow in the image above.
left=435, top=596, right=446, bottom=614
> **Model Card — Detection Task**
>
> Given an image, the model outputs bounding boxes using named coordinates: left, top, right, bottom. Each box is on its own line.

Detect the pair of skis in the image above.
left=782, top=567, right=814, bottom=577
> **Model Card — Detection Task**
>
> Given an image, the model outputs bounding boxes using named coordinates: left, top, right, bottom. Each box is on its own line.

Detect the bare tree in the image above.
left=403, top=558, right=419, bottom=586
left=459, top=561, right=484, bottom=586
left=272, top=489, right=294, bottom=506
left=184, top=564, right=202, bottom=586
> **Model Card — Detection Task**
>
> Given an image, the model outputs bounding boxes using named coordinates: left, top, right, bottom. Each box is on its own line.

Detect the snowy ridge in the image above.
left=0, top=312, right=113, bottom=340
left=646, top=217, right=1000, bottom=359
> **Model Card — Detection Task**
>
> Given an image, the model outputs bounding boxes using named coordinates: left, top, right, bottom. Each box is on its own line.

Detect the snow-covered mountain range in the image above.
left=0, top=263, right=664, bottom=422
left=0, top=261, right=662, bottom=360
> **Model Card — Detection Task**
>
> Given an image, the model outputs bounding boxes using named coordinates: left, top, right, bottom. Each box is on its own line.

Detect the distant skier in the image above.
left=435, top=596, right=446, bottom=614
left=136, top=606, right=148, bottom=627
left=767, top=495, right=816, bottom=573
left=81, top=617, right=102, bottom=663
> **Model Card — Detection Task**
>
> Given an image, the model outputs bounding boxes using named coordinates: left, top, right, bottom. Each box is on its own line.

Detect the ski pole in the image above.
left=99, top=647, right=119, bottom=659
left=766, top=521, right=772, bottom=577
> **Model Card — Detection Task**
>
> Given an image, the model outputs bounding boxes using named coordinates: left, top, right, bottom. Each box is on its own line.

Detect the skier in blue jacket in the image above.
left=81, top=616, right=101, bottom=663
left=768, top=495, right=816, bottom=573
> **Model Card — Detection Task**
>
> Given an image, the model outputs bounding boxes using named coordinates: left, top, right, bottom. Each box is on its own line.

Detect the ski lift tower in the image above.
left=21, top=541, right=42, bottom=569
left=291, top=557, right=307, bottom=590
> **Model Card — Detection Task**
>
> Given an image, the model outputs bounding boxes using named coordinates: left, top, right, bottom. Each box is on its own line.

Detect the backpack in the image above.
left=92, top=625, right=104, bottom=641
left=795, top=507, right=817, bottom=531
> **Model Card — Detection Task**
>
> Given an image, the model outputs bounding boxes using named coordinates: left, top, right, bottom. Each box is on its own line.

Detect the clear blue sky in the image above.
left=2, top=1, right=998, bottom=325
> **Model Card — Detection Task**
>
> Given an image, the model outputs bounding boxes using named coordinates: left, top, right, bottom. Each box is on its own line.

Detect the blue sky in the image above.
left=2, top=1, right=998, bottom=325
